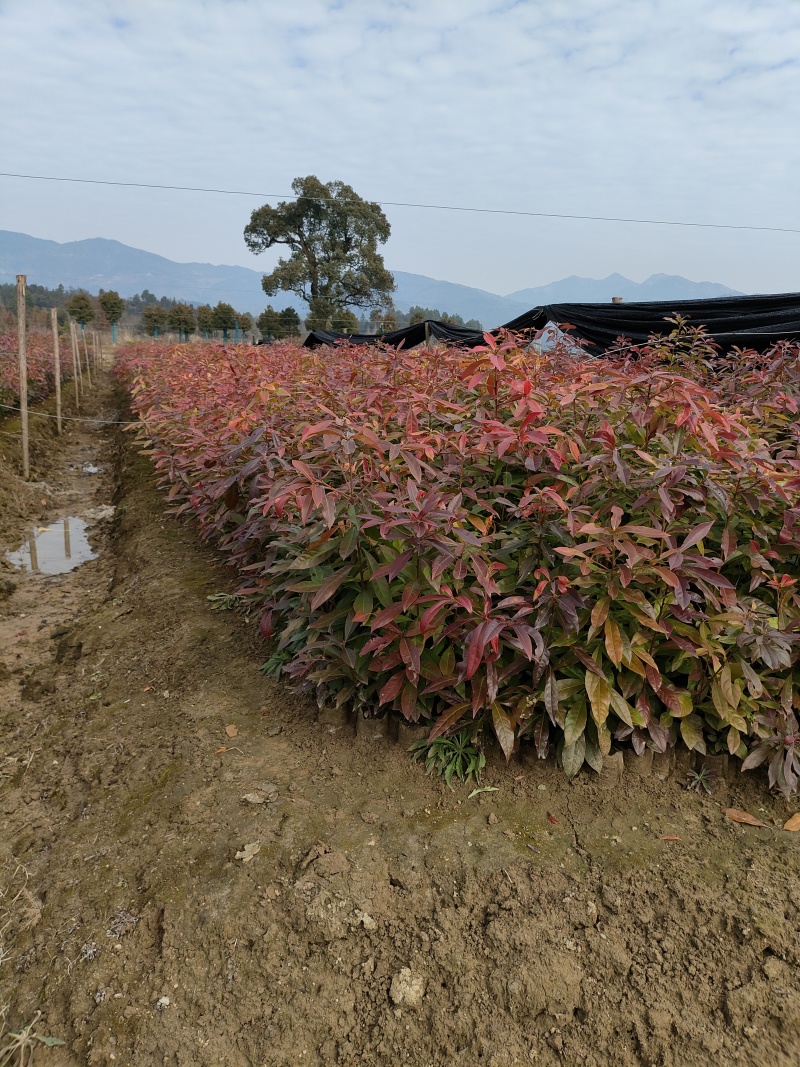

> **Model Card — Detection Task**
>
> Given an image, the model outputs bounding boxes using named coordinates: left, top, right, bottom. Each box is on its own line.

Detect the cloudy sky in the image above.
left=1, top=0, right=799, bottom=295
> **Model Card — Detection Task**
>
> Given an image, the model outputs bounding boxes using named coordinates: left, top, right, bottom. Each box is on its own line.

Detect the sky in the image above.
left=1, top=0, right=799, bottom=296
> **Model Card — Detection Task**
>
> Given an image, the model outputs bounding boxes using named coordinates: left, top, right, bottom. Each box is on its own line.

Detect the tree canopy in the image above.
left=142, top=305, right=167, bottom=335
left=98, top=290, right=125, bottom=325
left=257, top=305, right=302, bottom=340
left=243, top=175, right=395, bottom=330
left=66, top=291, right=95, bottom=326
left=167, top=303, right=196, bottom=335
left=212, top=302, right=237, bottom=332
left=196, top=305, right=214, bottom=334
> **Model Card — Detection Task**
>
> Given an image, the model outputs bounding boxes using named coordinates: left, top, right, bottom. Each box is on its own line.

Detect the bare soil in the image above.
left=1, top=373, right=799, bottom=1067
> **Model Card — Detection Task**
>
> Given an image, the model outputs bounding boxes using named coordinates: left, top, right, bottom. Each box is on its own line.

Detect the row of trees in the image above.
left=63, top=291, right=258, bottom=341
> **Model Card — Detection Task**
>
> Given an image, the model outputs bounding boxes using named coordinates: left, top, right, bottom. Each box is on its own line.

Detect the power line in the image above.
left=1, top=170, right=799, bottom=236
left=0, top=403, right=131, bottom=426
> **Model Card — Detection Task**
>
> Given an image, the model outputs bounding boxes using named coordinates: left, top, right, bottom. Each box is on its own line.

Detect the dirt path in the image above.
left=1, top=373, right=799, bottom=1067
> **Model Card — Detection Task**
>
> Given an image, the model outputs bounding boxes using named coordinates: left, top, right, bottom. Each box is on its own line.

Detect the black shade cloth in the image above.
left=501, top=292, right=800, bottom=352
left=302, top=293, right=800, bottom=353
left=303, top=319, right=485, bottom=350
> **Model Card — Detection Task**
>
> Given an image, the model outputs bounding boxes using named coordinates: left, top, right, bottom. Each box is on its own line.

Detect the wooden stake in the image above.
left=81, top=327, right=92, bottom=389
left=51, top=308, right=62, bottom=434
left=17, top=275, right=30, bottom=479
left=70, top=322, right=82, bottom=411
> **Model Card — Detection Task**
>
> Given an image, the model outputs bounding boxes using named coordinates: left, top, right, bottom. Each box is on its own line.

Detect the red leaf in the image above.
left=573, top=647, right=605, bottom=678
left=680, top=519, right=715, bottom=552
left=370, top=550, right=414, bottom=582
left=401, top=682, right=418, bottom=720
left=370, top=603, right=405, bottom=630
left=309, top=567, right=353, bottom=610
left=428, top=701, right=472, bottom=742
left=464, top=622, right=490, bottom=680
left=378, top=671, right=405, bottom=706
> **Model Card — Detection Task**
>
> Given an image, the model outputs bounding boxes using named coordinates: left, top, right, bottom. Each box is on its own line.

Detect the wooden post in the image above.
left=17, top=275, right=30, bottom=479
left=424, top=320, right=431, bottom=346
left=81, top=327, right=92, bottom=389
left=28, top=530, right=39, bottom=572
left=70, top=322, right=82, bottom=411
left=51, top=308, right=62, bottom=434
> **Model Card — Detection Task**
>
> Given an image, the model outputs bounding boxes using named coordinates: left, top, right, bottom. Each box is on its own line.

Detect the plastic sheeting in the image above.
left=302, top=292, right=800, bottom=353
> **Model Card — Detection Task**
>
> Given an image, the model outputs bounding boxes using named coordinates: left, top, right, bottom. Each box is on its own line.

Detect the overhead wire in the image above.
left=1, top=171, right=799, bottom=236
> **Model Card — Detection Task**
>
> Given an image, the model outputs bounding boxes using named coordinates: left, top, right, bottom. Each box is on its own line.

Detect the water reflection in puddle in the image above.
left=6, top=517, right=96, bottom=575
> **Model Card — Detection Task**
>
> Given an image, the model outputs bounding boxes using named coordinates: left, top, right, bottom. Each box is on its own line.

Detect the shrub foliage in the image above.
left=117, top=324, right=800, bottom=795
left=0, top=331, right=74, bottom=407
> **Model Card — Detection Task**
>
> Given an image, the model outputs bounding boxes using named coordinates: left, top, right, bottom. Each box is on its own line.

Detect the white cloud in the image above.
left=0, top=0, right=799, bottom=294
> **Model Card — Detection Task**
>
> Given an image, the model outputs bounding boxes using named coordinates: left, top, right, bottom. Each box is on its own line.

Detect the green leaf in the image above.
left=584, top=736, right=603, bottom=773
left=339, top=525, right=359, bottom=558
left=680, top=714, right=707, bottom=754
left=590, top=597, right=610, bottom=629
left=557, top=678, right=583, bottom=701
left=604, top=617, right=624, bottom=668
left=36, top=1037, right=67, bottom=1047
left=371, top=575, right=393, bottom=609
left=609, top=689, right=635, bottom=728
left=740, top=660, right=764, bottom=698
left=561, top=734, right=586, bottom=778
left=596, top=720, right=612, bottom=756
left=563, top=699, right=587, bottom=747
left=727, top=726, right=741, bottom=756
left=492, top=702, right=516, bottom=761
left=544, top=668, right=559, bottom=719
left=585, top=670, right=611, bottom=726
left=352, top=590, right=373, bottom=618
left=439, top=646, right=456, bottom=676
left=718, top=665, right=740, bottom=709
left=468, top=786, right=499, bottom=798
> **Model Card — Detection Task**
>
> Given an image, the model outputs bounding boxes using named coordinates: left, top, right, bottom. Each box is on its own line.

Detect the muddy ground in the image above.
left=1, top=371, right=799, bottom=1067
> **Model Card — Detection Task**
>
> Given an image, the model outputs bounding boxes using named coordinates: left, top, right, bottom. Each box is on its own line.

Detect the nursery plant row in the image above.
left=117, top=323, right=800, bottom=794
left=0, top=330, right=75, bottom=408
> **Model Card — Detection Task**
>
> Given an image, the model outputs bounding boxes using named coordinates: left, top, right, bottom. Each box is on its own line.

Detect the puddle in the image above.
left=6, top=517, right=96, bottom=575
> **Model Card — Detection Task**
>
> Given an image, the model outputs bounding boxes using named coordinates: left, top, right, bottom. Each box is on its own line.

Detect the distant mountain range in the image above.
left=0, top=230, right=743, bottom=328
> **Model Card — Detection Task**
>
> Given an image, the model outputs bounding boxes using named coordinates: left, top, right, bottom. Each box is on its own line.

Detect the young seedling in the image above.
left=686, top=767, right=715, bottom=795
left=411, top=729, right=486, bottom=788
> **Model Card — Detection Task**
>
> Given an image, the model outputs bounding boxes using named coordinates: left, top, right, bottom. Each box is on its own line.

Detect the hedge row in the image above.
left=117, top=324, right=800, bottom=795
left=0, top=331, right=74, bottom=408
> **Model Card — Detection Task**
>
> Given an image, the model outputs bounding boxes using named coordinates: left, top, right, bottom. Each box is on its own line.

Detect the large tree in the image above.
left=212, top=301, right=237, bottom=341
left=167, top=303, right=196, bottom=339
left=257, top=305, right=302, bottom=340
left=142, top=304, right=166, bottom=337
left=66, top=291, right=95, bottom=328
left=98, top=289, right=125, bottom=343
left=243, top=175, right=395, bottom=330
left=196, top=304, right=214, bottom=338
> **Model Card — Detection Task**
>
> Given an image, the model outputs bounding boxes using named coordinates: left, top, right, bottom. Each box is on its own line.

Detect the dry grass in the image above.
left=0, top=1008, right=65, bottom=1066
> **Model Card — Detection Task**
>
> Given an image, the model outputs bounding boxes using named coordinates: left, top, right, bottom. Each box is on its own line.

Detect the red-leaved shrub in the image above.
left=117, top=322, right=800, bottom=794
